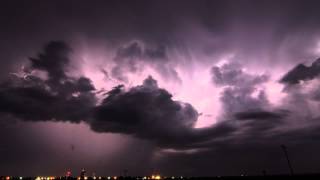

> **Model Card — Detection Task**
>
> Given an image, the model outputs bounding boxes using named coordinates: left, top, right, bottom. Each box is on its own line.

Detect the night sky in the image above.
left=2, top=0, right=320, bottom=177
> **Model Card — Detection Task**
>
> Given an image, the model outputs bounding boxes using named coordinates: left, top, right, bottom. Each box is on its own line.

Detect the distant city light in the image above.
left=19, top=177, right=23, bottom=180
left=66, top=170, right=72, bottom=177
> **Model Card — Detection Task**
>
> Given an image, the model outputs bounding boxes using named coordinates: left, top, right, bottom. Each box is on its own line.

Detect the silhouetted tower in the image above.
left=281, top=145, right=294, bottom=175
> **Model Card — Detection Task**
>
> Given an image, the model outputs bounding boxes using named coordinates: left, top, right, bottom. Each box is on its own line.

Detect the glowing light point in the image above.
left=66, top=170, right=72, bottom=177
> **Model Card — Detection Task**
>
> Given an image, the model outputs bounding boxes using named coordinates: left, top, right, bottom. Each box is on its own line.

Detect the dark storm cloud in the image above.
left=0, top=41, right=236, bottom=149
left=277, top=57, right=320, bottom=121
left=3, top=0, right=320, bottom=176
left=220, top=88, right=269, bottom=114
left=91, top=75, right=240, bottom=148
left=211, top=62, right=269, bottom=115
left=0, top=41, right=96, bottom=122
left=234, top=110, right=288, bottom=120
left=156, top=103, right=320, bottom=176
left=231, top=110, right=290, bottom=137
left=0, top=41, right=237, bottom=150
left=155, top=94, right=320, bottom=175
left=157, top=126, right=320, bottom=176
left=2, top=0, right=320, bottom=79
left=204, top=58, right=320, bottom=161
left=206, top=59, right=320, bottom=159
left=280, top=57, right=320, bottom=84
left=211, top=62, right=269, bottom=87
left=92, top=76, right=197, bottom=145
left=110, top=41, right=181, bottom=83
left=29, top=41, right=71, bottom=81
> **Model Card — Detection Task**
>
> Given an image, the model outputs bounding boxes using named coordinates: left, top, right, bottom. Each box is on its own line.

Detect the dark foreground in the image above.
left=2, top=174, right=320, bottom=180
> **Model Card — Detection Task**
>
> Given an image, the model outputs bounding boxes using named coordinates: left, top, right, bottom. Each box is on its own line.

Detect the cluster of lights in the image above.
left=141, top=175, right=184, bottom=180
left=4, top=176, right=29, bottom=180
left=2, top=175, right=186, bottom=180
left=74, top=176, right=117, bottom=180
left=143, top=175, right=161, bottom=180
left=35, top=177, right=55, bottom=180
left=153, top=175, right=161, bottom=180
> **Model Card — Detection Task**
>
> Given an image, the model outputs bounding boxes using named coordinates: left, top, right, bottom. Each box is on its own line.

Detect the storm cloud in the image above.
left=3, top=0, right=320, bottom=176
left=111, top=41, right=181, bottom=83
left=91, top=76, right=239, bottom=148
left=281, top=58, right=320, bottom=84
left=211, top=62, right=270, bottom=117
left=0, top=41, right=97, bottom=122
left=92, top=76, right=197, bottom=142
left=2, top=40, right=320, bottom=175
left=0, top=42, right=235, bottom=149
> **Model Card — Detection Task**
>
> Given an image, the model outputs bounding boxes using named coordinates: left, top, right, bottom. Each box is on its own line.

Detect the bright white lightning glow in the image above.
left=82, top=59, right=221, bottom=128
left=78, top=48, right=289, bottom=129
left=166, top=65, right=221, bottom=128
left=314, top=40, right=320, bottom=55
left=264, top=80, right=286, bottom=106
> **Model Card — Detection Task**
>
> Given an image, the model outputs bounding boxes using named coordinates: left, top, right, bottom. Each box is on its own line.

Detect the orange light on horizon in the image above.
left=151, top=175, right=161, bottom=180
